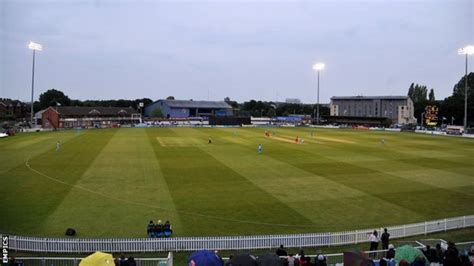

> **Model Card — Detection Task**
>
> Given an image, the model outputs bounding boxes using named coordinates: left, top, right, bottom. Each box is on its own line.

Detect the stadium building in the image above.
left=41, top=106, right=140, bottom=129
left=330, top=96, right=416, bottom=125
left=144, top=99, right=233, bottom=118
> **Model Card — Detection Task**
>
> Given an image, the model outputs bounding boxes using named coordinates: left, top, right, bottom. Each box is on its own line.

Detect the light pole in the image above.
left=458, top=45, right=474, bottom=130
left=28, top=41, right=43, bottom=127
left=312, top=63, right=325, bottom=124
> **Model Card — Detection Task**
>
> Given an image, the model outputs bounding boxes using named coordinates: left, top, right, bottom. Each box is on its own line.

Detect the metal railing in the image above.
left=1, top=215, right=473, bottom=253
left=7, top=242, right=474, bottom=266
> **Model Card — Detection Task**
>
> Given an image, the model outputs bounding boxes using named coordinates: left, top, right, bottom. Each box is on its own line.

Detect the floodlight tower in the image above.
left=28, top=41, right=43, bottom=127
left=312, top=63, right=325, bottom=124
left=458, top=45, right=474, bottom=130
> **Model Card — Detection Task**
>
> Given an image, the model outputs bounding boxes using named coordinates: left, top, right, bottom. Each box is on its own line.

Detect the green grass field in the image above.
left=0, top=127, right=473, bottom=237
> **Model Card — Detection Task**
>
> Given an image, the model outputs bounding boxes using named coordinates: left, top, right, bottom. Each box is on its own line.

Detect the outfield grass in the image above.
left=0, top=127, right=473, bottom=237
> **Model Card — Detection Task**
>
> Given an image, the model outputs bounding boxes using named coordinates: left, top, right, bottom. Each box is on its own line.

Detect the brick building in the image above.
left=41, top=106, right=139, bottom=129
left=330, top=96, right=416, bottom=125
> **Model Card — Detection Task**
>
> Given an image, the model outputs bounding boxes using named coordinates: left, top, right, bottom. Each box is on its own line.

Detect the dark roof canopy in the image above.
left=160, top=99, right=232, bottom=109
left=54, top=106, right=137, bottom=116
left=331, top=96, right=409, bottom=100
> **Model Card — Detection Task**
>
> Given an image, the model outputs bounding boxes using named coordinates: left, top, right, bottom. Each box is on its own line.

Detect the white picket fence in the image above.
left=1, top=215, right=473, bottom=253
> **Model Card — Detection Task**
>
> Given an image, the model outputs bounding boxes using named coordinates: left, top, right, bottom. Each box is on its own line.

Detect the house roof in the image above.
left=0, top=98, right=28, bottom=107
left=159, top=100, right=232, bottom=109
left=53, top=106, right=137, bottom=116
left=331, top=96, right=410, bottom=101
left=35, top=109, right=48, bottom=119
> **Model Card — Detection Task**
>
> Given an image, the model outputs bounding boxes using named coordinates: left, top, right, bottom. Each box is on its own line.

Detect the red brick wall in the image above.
left=42, top=107, right=60, bottom=129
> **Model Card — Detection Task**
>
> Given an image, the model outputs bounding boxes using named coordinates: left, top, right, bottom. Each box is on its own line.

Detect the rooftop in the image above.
left=331, top=96, right=410, bottom=100
left=159, top=99, right=232, bottom=109
left=49, top=106, right=137, bottom=116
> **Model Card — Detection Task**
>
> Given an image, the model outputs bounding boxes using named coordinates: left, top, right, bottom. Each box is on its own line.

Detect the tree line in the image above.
left=33, top=89, right=153, bottom=112
left=231, top=99, right=330, bottom=118
left=408, top=72, right=473, bottom=126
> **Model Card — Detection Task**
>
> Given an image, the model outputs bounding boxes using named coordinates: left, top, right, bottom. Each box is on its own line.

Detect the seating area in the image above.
left=147, top=220, right=173, bottom=238
left=188, top=241, right=474, bottom=266
left=3, top=239, right=473, bottom=266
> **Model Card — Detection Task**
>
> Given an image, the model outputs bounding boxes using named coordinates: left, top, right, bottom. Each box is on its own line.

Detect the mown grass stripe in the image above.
left=146, top=127, right=316, bottom=236
left=234, top=128, right=474, bottom=224
left=37, top=128, right=183, bottom=237
left=213, top=128, right=427, bottom=230
left=0, top=129, right=116, bottom=236
left=0, top=131, right=79, bottom=174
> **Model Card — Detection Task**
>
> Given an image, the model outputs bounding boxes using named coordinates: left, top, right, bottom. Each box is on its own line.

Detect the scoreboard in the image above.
left=424, top=105, right=438, bottom=127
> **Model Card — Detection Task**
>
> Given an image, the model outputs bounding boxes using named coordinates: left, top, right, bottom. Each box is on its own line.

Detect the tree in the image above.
left=224, top=97, right=239, bottom=109
left=439, top=72, right=474, bottom=127
left=166, top=96, right=175, bottom=100
left=429, top=89, right=435, bottom=102
left=70, top=99, right=83, bottom=106
left=408, top=83, right=428, bottom=103
left=266, top=108, right=276, bottom=117
left=407, top=83, right=429, bottom=123
left=39, top=89, right=71, bottom=110
left=408, top=83, right=414, bottom=100
left=115, top=99, right=130, bottom=107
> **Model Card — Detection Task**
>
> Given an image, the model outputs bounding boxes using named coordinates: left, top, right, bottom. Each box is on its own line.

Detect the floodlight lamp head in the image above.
left=28, top=41, right=43, bottom=51
left=313, top=63, right=325, bottom=71
left=458, top=45, right=474, bottom=55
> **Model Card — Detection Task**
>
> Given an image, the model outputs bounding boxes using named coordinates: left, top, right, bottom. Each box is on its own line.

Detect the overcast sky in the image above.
left=1, top=0, right=473, bottom=103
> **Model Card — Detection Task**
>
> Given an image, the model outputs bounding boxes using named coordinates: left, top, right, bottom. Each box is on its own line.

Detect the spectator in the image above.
left=299, top=255, right=308, bottom=266
left=443, top=242, right=461, bottom=266
left=147, top=220, right=154, bottom=237
left=460, top=255, right=471, bottom=266
left=369, top=230, right=379, bottom=257
left=423, top=245, right=437, bottom=263
left=448, top=241, right=460, bottom=257
left=302, top=256, right=313, bottom=266
left=386, top=244, right=395, bottom=259
left=314, top=255, right=326, bottom=266
left=225, top=255, right=233, bottom=266
left=468, top=245, right=474, bottom=256
left=287, top=254, right=296, bottom=266
left=294, top=250, right=305, bottom=266
left=118, top=255, right=127, bottom=266
left=164, top=220, right=172, bottom=237
left=398, top=259, right=409, bottom=266
left=155, top=220, right=163, bottom=237
left=435, top=243, right=444, bottom=263
left=381, top=228, right=390, bottom=250
left=127, top=256, right=137, bottom=266
left=276, top=245, right=288, bottom=256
